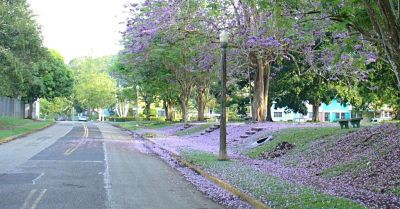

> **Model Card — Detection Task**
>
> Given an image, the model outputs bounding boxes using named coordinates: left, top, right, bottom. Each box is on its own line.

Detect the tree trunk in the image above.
left=264, top=63, right=271, bottom=121
left=115, top=103, right=121, bottom=117
left=164, top=100, right=174, bottom=121
left=312, top=103, right=320, bottom=122
left=123, top=101, right=129, bottom=117
left=180, top=99, right=189, bottom=124
left=393, top=63, right=400, bottom=93
left=145, top=98, right=151, bottom=120
left=197, top=86, right=206, bottom=121
left=163, top=100, right=169, bottom=121
left=266, top=99, right=273, bottom=122
left=252, top=58, right=269, bottom=122
left=253, top=59, right=266, bottom=121
left=27, top=102, right=33, bottom=119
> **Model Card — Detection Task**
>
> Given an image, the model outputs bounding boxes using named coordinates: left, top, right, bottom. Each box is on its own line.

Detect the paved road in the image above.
left=0, top=122, right=223, bottom=209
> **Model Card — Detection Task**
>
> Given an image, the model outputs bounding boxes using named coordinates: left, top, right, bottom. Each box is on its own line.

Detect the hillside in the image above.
left=262, top=124, right=400, bottom=203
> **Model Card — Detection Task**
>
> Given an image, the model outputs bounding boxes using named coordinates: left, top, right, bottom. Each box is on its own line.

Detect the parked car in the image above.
left=78, top=116, right=88, bottom=122
left=54, top=115, right=66, bottom=121
left=371, top=118, right=383, bottom=123
left=371, top=117, right=392, bottom=123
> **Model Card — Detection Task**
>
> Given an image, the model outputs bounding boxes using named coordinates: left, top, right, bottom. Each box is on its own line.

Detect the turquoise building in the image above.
left=320, top=100, right=352, bottom=122
left=271, top=99, right=352, bottom=122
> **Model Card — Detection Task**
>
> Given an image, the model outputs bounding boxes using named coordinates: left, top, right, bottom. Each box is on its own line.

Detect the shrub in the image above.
left=108, top=117, right=137, bottom=122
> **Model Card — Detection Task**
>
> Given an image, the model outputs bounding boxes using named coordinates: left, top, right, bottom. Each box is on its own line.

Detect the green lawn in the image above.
left=176, top=123, right=212, bottom=136
left=181, top=151, right=366, bottom=209
left=246, top=127, right=356, bottom=159
left=389, top=187, right=400, bottom=197
left=114, top=120, right=173, bottom=131
left=0, top=117, right=54, bottom=143
left=321, top=158, right=370, bottom=178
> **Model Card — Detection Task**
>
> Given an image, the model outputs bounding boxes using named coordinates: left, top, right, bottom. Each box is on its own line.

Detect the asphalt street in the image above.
left=0, top=122, right=224, bottom=209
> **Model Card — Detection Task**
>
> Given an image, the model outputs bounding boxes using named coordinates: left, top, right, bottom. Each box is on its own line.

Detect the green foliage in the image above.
left=0, top=0, right=45, bottom=97
left=74, top=72, right=116, bottom=109
left=247, top=127, right=355, bottom=158
left=40, top=97, right=72, bottom=119
left=388, top=187, right=400, bottom=197
left=70, top=56, right=116, bottom=109
left=23, top=49, right=74, bottom=105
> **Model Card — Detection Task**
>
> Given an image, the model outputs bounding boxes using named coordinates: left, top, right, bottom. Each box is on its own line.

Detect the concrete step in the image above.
left=205, top=129, right=213, bottom=133
left=251, top=127, right=264, bottom=132
left=245, top=131, right=257, bottom=135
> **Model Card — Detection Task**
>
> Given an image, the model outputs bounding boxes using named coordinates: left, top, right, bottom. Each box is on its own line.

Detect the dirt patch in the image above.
left=262, top=141, right=296, bottom=159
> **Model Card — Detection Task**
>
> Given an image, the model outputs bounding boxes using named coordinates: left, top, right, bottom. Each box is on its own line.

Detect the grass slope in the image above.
left=0, top=117, right=53, bottom=142
left=247, top=127, right=355, bottom=159
left=181, top=151, right=365, bottom=209
left=247, top=123, right=400, bottom=201
left=176, top=124, right=212, bottom=136
left=115, top=120, right=173, bottom=131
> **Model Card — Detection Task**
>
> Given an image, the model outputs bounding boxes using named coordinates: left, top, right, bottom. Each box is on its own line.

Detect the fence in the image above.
left=0, top=97, right=25, bottom=118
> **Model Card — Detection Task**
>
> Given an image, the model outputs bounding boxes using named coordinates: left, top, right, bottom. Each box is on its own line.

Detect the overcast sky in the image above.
left=28, top=0, right=141, bottom=62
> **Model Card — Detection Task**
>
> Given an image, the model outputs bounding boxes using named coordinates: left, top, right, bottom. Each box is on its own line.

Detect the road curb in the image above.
left=0, top=121, right=56, bottom=145
left=110, top=123, right=269, bottom=209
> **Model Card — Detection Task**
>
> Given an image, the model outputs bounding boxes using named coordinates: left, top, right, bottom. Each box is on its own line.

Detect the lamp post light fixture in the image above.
left=219, top=30, right=229, bottom=161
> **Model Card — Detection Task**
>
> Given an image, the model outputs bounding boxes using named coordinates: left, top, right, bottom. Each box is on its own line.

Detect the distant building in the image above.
left=25, top=99, right=40, bottom=119
left=271, top=99, right=352, bottom=122
left=320, top=100, right=352, bottom=122
left=367, top=104, right=394, bottom=120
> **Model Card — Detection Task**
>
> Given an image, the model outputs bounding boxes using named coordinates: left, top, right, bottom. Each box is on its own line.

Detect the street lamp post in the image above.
left=136, top=85, right=140, bottom=120
left=219, top=30, right=229, bottom=161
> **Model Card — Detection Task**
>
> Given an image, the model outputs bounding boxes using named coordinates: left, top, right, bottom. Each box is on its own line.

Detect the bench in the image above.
left=338, top=119, right=350, bottom=129
left=293, top=117, right=306, bottom=123
left=350, top=118, right=363, bottom=128
left=338, top=118, right=363, bottom=129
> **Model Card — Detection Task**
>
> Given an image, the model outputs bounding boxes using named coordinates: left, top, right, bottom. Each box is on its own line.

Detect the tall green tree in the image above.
left=70, top=56, right=116, bottom=119
left=317, top=0, right=400, bottom=91
left=0, top=0, right=44, bottom=97
left=23, top=50, right=74, bottom=118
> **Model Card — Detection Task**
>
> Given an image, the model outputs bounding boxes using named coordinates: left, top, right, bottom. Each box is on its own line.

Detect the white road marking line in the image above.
left=85, top=125, right=89, bottom=138
left=32, top=173, right=45, bottom=185
left=20, top=189, right=36, bottom=209
left=30, top=189, right=47, bottom=209
left=102, top=142, right=112, bottom=209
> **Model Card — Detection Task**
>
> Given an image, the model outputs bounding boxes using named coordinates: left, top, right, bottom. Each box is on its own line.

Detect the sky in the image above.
left=28, top=0, right=141, bottom=62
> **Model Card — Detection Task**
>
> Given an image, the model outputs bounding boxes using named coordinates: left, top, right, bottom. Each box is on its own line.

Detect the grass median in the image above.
left=0, top=117, right=54, bottom=143
left=114, top=120, right=173, bottom=131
